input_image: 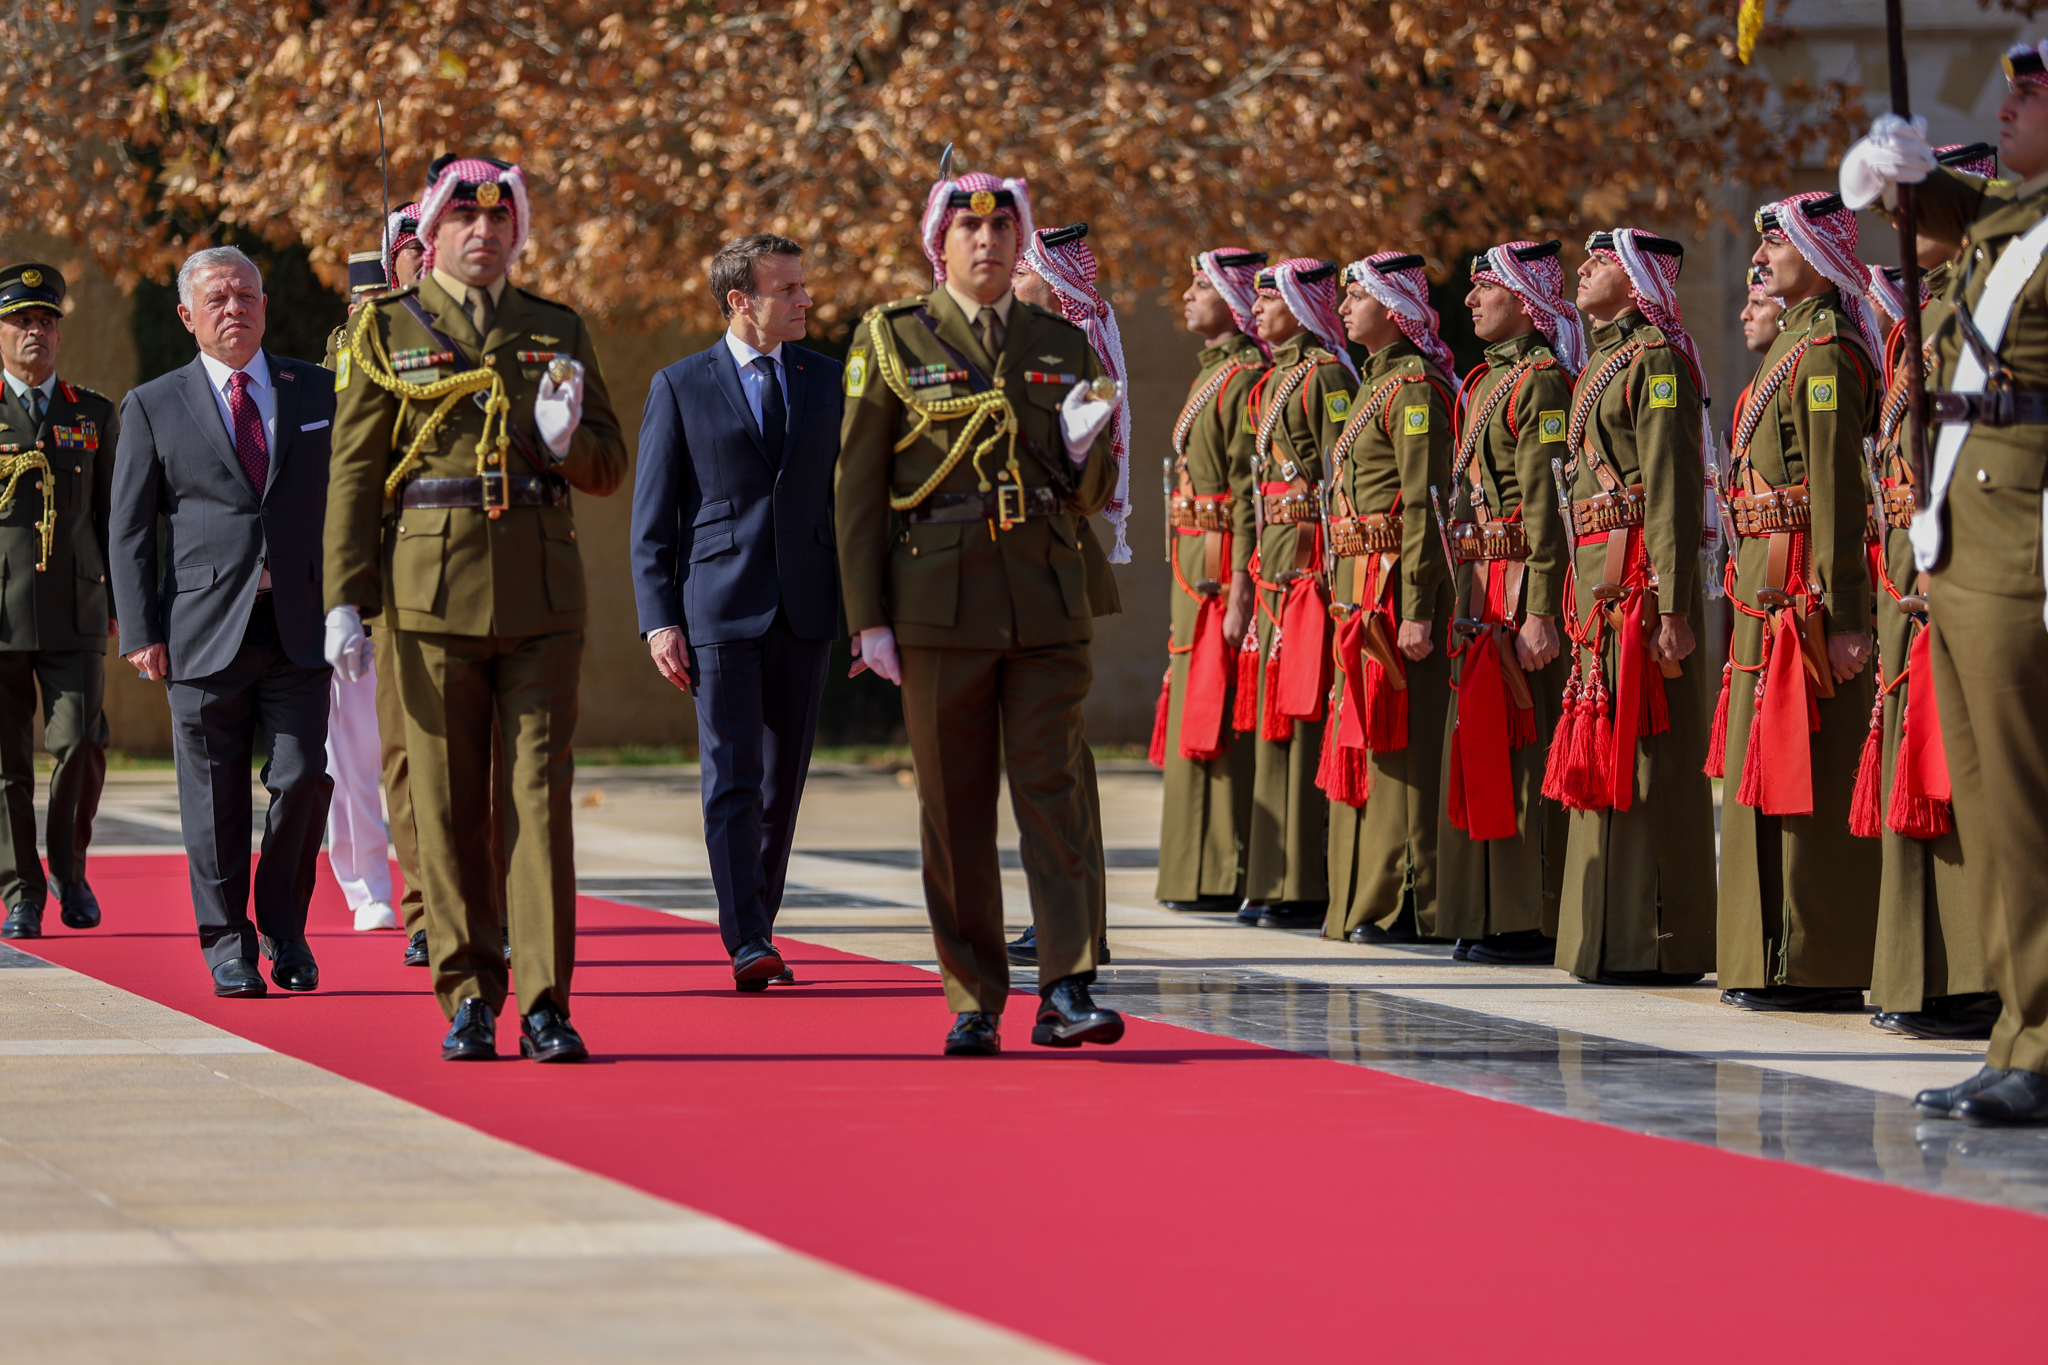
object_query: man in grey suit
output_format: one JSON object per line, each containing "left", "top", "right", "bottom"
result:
{"left": 109, "top": 246, "right": 335, "bottom": 998}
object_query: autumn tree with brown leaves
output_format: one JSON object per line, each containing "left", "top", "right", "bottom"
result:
{"left": 0, "top": 0, "right": 1854, "bottom": 333}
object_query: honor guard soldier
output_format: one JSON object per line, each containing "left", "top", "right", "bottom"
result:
{"left": 0, "top": 264, "right": 115, "bottom": 940}
{"left": 324, "top": 156, "right": 626, "bottom": 1062}
{"left": 1713, "top": 191, "right": 1880, "bottom": 1014}
{"left": 1858, "top": 143, "right": 2002, "bottom": 1043}
{"left": 1438, "top": 241, "right": 1581, "bottom": 966}
{"left": 1321, "top": 252, "right": 1455, "bottom": 944}
{"left": 1741, "top": 265, "right": 1785, "bottom": 360}
{"left": 837, "top": 166, "right": 1126, "bottom": 1057}
{"left": 1551, "top": 231, "right": 1716, "bottom": 985}
{"left": 1148, "top": 248, "right": 1267, "bottom": 914}
{"left": 1240, "top": 258, "right": 1352, "bottom": 929}
{"left": 1840, "top": 52, "right": 2048, "bottom": 1122}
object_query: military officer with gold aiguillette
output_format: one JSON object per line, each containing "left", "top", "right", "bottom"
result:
{"left": 325, "top": 155, "right": 625, "bottom": 1063}
{"left": 0, "top": 264, "right": 116, "bottom": 941}
{"left": 837, "top": 164, "right": 1126, "bottom": 1057}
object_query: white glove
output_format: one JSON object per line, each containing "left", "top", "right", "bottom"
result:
{"left": 324, "top": 605, "right": 369, "bottom": 683}
{"left": 1060, "top": 378, "right": 1121, "bottom": 462}
{"left": 1839, "top": 113, "right": 1937, "bottom": 211}
{"left": 853, "top": 626, "right": 902, "bottom": 686}
{"left": 534, "top": 358, "right": 587, "bottom": 459}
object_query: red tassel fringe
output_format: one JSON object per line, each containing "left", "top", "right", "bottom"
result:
{"left": 1848, "top": 691, "right": 1884, "bottom": 839}
{"left": 1363, "top": 661, "right": 1408, "bottom": 752}
{"left": 1887, "top": 695, "right": 1954, "bottom": 839}
{"left": 1232, "top": 630, "right": 1260, "bottom": 733}
{"left": 1734, "top": 671, "right": 1767, "bottom": 809}
{"left": 1644, "top": 665, "right": 1669, "bottom": 737}
{"left": 1543, "top": 659, "right": 1582, "bottom": 803}
{"left": 1260, "top": 628, "right": 1293, "bottom": 743}
{"left": 1704, "top": 662, "right": 1732, "bottom": 779}
{"left": 1315, "top": 693, "right": 1373, "bottom": 807}
{"left": 1148, "top": 666, "right": 1172, "bottom": 770}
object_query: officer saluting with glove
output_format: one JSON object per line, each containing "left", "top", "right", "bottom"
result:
{"left": 323, "top": 155, "right": 626, "bottom": 1064}
{"left": 837, "top": 159, "right": 1125, "bottom": 1057}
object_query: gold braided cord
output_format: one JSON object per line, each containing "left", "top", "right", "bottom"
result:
{"left": 344, "top": 303, "right": 513, "bottom": 498}
{"left": 863, "top": 310, "right": 1020, "bottom": 512}
{"left": 0, "top": 452, "right": 55, "bottom": 570}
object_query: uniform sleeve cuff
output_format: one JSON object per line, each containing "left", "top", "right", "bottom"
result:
{"left": 1524, "top": 574, "right": 1561, "bottom": 619}
{"left": 1825, "top": 591, "right": 1871, "bottom": 629}
{"left": 1657, "top": 569, "right": 1694, "bottom": 616}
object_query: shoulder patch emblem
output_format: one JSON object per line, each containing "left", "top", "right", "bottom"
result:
{"left": 1648, "top": 376, "right": 1678, "bottom": 409}
{"left": 1806, "top": 375, "right": 1837, "bottom": 411}
{"left": 1403, "top": 405, "right": 1429, "bottom": 435}
{"left": 1324, "top": 390, "right": 1353, "bottom": 425}
{"left": 1538, "top": 410, "right": 1566, "bottom": 443}
{"left": 845, "top": 351, "right": 869, "bottom": 398}
{"left": 334, "top": 353, "right": 352, "bottom": 392}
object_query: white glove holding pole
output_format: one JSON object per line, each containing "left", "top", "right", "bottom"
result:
{"left": 324, "top": 605, "right": 371, "bottom": 683}
{"left": 851, "top": 626, "right": 902, "bottom": 686}
{"left": 534, "top": 358, "right": 587, "bottom": 459}
{"left": 1060, "top": 378, "right": 1122, "bottom": 463}
{"left": 1839, "top": 113, "right": 1937, "bottom": 211}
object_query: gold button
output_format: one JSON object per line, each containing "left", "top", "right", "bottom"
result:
{"left": 993, "top": 378, "right": 1005, "bottom": 389}
{"left": 911, "top": 547, "right": 920, "bottom": 557}
{"left": 73, "top": 465, "right": 80, "bottom": 473}
{"left": 97, "top": 575, "right": 104, "bottom": 583}
{"left": 1977, "top": 469, "right": 1990, "bottom": 483}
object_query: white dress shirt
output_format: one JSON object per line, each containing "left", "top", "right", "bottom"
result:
{"left": 2, "top": 368, "right": 57, "bottom": 425}
{"left": 723, "top": 330, "right": 789, "bottom": 436}
{"left": 197, "top": 348, "right": 276, "bottom": 587}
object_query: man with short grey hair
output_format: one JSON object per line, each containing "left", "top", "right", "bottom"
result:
{"left": 109, "top": 245, "right": 336, "bottom": 998}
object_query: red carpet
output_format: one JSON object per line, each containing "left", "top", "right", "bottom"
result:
{"left": 26, "top": 853, "right": 2048, "bottom": 1363}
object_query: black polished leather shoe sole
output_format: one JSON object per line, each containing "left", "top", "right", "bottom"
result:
{"left": 57, "top": 899, "right": 100, "bottom": 930}
{"left": 1, "top": 909, "right": 42, "bottom": 940}
{"left": 944, "top": 1027, "right": 1001, "bottom": 1057}
{"left": 1451, "top": 939, "right": 1476, "bottom": 961}
{"left": 403, "top": 932, "right": 429, "bottom": 967}
{"left": 442, "top": 1037, "right": 497, "bottom": 1061}
{"left": 520, "top": 1034, "right": 589, "bottom": 1063}
{"left": 1958, "top": 1069, "right": 2048, "bottom": 1126}
{"left": 1466, "top": 939, "right": 1557, "bottom": 966}
{"left": 1720, "top": 987, "right": 1867, "bottom": 1013}
{"left": 1031, "top": 1011, "right": 1126, "bottom": 1048}
{"left": 1589, "top": 969, "right": 1706, "bottom": 987}
{"left": 212, "top": 965, "right": 267, "bottom": 999}
{"left": 1256, "top": 904, "right": 1328, "bottom": 930}
{"left": 733, "top": 947, "right": 786, "bottom": 984}
{"left": 1235, "top": 903, "right": 1264, "bottom": 925}
{"left": 1915, "top": 1066, "right": 2008, "bottom": 1118}
{"left": 1885, "top": 1009, "right": 1998, "bottom": 1041}
{"left": 1006, "top": 942, "right": 1038, "bottom": 967}
{"left": 1160, "top": 896, "right": 1243, "bottom": 913}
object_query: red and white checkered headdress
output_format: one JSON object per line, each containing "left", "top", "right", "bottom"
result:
{"left": 1342, "top": 251, "right": 1452, "bottom": 373}
{"left": 417, "top": 157, "right": 528, "bottom": 269}
{"left": 1754, "top": 191, "right": 1880, "bottom": 355}
{"left": 1471, "top": 240, "right": 1586, "bottom": 375}
{"left": 921, "top": 171, "right": 1035, "bottom": 285}
{"left": 1193, "top": 247, "right": 1270, "bottom": 360}
{"left": 1258, "top": 258, "right": 1357, "bottom": 379}
{"left": 2006, "top": 39, "right": 2048, "bottom": 90}
{"left": 383, "top": 202, "right": 422, "bottom": 284}
{"left": 1585, "top": 229, "right": 1705, "bottom": 405}
{"left": 1020, "top": 223, "right": 1132, "bottom": 564}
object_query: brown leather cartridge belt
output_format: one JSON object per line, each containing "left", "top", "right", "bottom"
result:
{"left": 1328, "top": 511, "right": 1402, "bottom": 558}
{"left": 1446, "top": 519, "right": 1529, "bottom": 563}
{"left": 397, "top": 474, "right": 570, "bottom": 511}
{"left": 1928, "top": 390, "right": 2048, "bottom": 425}
{"left": 1569, "top": 484, "right": 1646, "bottom": 538}
{"left": 1168, "top": 494, "right": 1234, "bottom": 532}
{"left": 1261, "top": 489, "right": 1320, "bottom": 525}
{"left": 900, "top": 484, "right": 1063, "bottom": 526}
{"left": 1729, "top": 487, "right": 1810, "bottom": 537}
{"left": 1880, "top": 483, "right": 1916, "bottom": 528}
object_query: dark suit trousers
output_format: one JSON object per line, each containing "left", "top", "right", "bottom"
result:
{"left": 166, "top": 596, "right": 334, "bottom": 967}
{"left": 692, "top": 609, "right": 829, "bottom": 955}
{"left": 0, "top": 649, "right": 108, "bottom": 908}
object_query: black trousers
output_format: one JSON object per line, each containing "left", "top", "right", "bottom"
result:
{"left": 166, "top": 596, "right": 334, "bottom": 967}
{"left": 0, "top": 648, "right": 107, "bottom": 910}
{"left": 690, "top": 609, "right": 830, "bottom": 954}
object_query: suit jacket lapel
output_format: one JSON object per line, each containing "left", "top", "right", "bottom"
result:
{"left": 482, "top": 285, "right": 529, "bottom": 358}
{"left": 418, "top": 274, "right": 485, "bottom": 361}
{"left": 708, "top": 343, "right": 768, "bottom": 462}
{"left": 182, "top": 358, "right": 258, "bottom": 502}
{"left": 777, "top": 350, "right": 805, "bottom": 467}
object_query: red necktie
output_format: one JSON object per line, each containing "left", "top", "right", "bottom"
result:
{"left": 226, "top": 370, "right": 269, "bottom": 495}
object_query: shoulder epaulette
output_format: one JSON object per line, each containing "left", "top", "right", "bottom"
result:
{"left": 878, "top": 296, "right": 924, "bottom": 316}
{"left": 1393, "top": 355, "right": 1426, "bottom": 375}
{"left": 1633, "top": 324, "right": 1669, "bottom": 350}
{"left": 57, "top": 380, "right": 108, "bottom": 403}
{"left": 370, "top": 284, "right": 421, "bottom": 309}
{"left": 1807, "top": 311, "right": 1838, "bottom": 345}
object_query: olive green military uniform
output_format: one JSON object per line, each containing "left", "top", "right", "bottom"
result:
{"left": 0, "top": 369, "right": 115, "bottom": 916}
{"left": 1900, "top": 167, "right": 2048, "bottom": 1072}
{"left": 1157, "top": 331, "right": 1263, "bottom": 905}
{"left": 837, "top": 287, "right": 1117, "bottom": 1015}
{"left": 1323, "top": 339, "right": 1454, "bottom": 939}
{"left": 1716, "top": 292, "right": 1880, "bottom": 990}
{"left": 1865, "top": 262, "right": 1987, "bottom": 1015}
{"left": 325, "top": 272, "right": 626, "bottom": 1019}
{"left": 1436, "top": 332, "right": 1572, "bottom": 940}
{"left": 1555, "top": 313, "right": 1717, "bottom": 979}
{"left": 1246, "top": 334, "right": 1348, "bottom": 907}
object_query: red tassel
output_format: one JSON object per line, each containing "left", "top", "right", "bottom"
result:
{"left": 1232, "top": 629, "right": 1260, "bottom": 733}
{"left": 1644, "top": 665, "right": 1669, "bottom": 737}
{"left": 1704, "top": 661, "right": 1732, "bottom": 779}
{"left": 1260, "top": 626, "right": 1293, "bottom": 743}
{"left": 1848, "top": 691, "right": 1884, "bottom": 839}
{"left": 1330, "top": 744, "right": 1372, "bottom": 806}
{"left": 1734, "top": 669, "right": 1767, "bottom": 809}
{"left": 1888, "top": 627, "right": 1954, "bottom": 839}
{"left": 1565, "top": 660, "right": 1613, "bottom": 812}
{"left": 1149, "top": 666, "right": 1172, "bottom": 769}
{"left": 1887, "top": 695, "right": 1954, "bottom": 839}
{"left": 1363, "top": 659, "right": 1409, "bottom": 752}
{"left": 1543, "top": 658, "right": 1582, "bottom": 803}
{"left": 1315, "top": 691, "right": 1343, "bottom": 790}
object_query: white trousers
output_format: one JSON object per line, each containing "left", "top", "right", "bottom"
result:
{"left": 325, "top": 659, "right": 392, "bottom": 910}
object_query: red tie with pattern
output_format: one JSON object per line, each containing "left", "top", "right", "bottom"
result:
{"left": 226, "top": 370, "right": 269, "bottom": 495}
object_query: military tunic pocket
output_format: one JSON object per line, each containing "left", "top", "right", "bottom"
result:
{"left": 74, "top": 565, "right": 106, "bottom": 636}
{"left": 540, "top": 508, "right": 585, "bottom": 614}
{"left": 889, "top": 523, "right": 962, "bottom": 626}
{"left": 390, "top": 508, "right": 449, "bottom": 614}
{"left": 1045, "top": 516, "right": 1088, "bottom": 619}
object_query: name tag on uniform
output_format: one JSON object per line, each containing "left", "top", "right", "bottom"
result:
{"left": 1806, "top": 376, "right": 1837, "bottom": 411}
{"left": 52, "top": 423, "right": 97, "bottom": 450}
{"left": 1403, "top": 405, "right": 1429, "bottom": 434}
{"left": 1538, "top": 410, "right": 1566, "bottom": 442}
{"left": 1648, "top": 376, "right": 1679, "bottom": 409}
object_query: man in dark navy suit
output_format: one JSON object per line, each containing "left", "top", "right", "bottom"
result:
{"left": 631, "top": 234, "right": 842, "bottom": 990}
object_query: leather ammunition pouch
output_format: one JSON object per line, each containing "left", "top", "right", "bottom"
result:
{"left": 1730, "top": 486, "right": 1811, "bottom": 537}
{"left": 1446, "top": 519, "right": 1529, "bottom": 564}
{"left": 1261, "top": 489, "right": 1320, "bottom": 525}
{"left": 1569, "top": 484, "right": 1646, "bottom": 538}
{"left": 1169, "top": 494, "right": 1234, "bottom": 532}
{"left": 1329, "top": 511, "right": 1402, "bottom": 558}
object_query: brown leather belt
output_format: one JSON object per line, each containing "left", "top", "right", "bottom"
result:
{"left": 1928, "top": 390, "right": 2048, "bottom": 425}
{"left": 1446, "top": 520, "right": 1529, "bottom": 563}
{"left": 1880, "top": 483, "right": 1917, "bottom": 527}
{"left": 901, "top": 484, "right": 1063, "bottom": 526}
{"left": 1569, "top": 485, "right": 1646, "bottom": 538}
{"left": 1328, "top": 511, "right": 1402, "bottom": 557}
{"left": 397, "top": 474, "right": 570, "bottom": 510}
{"left": 1168, "top": 495, "right": 1234, "bottom": 532}
{"left": 1730, "top": 487, "right": 1811, "bottom": 536}
{"left": 1261, "top": 490, "right": 1319, "bottom": 525}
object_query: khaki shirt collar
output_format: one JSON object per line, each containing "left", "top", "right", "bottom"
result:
{"left": 1484, "top": 330, "right": 1545, "bottom": 366}
{"left": 430, "top": 266, "right": 507, "bottom": 309}
{"left": 941, "top": 280, "right": 1012, "bottom": 328}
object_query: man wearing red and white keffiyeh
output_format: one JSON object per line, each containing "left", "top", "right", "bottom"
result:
{"left": 1752, "top": 190, "right": 1884, "bottom": 357}
{"left": 384, "top": 202, "right": 424, "bottom": 289}
{"left": 1470, "top": 240, "right": 1587, "bottom": 376}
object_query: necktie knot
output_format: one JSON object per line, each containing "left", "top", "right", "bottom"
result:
{"left": 228, "top": 370, "right": 249, "bottom": 395}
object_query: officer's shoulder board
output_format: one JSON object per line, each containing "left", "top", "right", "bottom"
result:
{"left": 59, "top": 380, "right": 109, "bottom": 404}
{"left": 1393, "top": 354, "right": 1425, "bottom": 375}
{"left": 1806, "top": 310, "right": 1838, "bottom": 346}
{"left": 877, "top": 296, "right": 924, "bottom": 318}
{"left": 1632, "top": 323, "right": 1669, "bottom": 350}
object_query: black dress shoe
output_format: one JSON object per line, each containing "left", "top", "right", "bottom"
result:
{"left": 732, "top": 936, "right": 785, "bottom": 993}
{"left": 1256, "top": 901, "right": 1328, "bottom": 930}
{"left": 768, "top": 967, "right": 796, "bottom": 985}
{"left": 944, "top": 1011, "right": 1001, "bottom": 1056}
{"left": 1348, "top": 912, "right": 1425, "bottom": 946}
{"left": 50, "top": 878, "right": 99, "bottom": 930}
{"left": 1032, "top": 975, "right": 1125, "bottom": 1048}
{"left": 1884, "top": 993, "right": 2002, "bottom": 1041}
{"left": 1870, "top": 1011, "right": 1910, "bottom": 1035}
{"left": 1465, "top": 929, "right": 1557, "bottom": 966}
{"left": 519, "top": 1000, "right": 588, "bottom": 1063}
{"left": 441, "top": 998, "right": 497, "bottom": 1061}
{"left": 1, "top": 901, "right": 42, "bottom": 939}
{"left": 1451, "top": 939, "right": 1476, "bottom": 961}
{"left": 1235, "top": 901, "right": 1264, "bottom": 925}
{"left": 1958, "top": 1068, "right": 2048, "bottom": 1126}
{"left": 1007, "top": 924, "right": 1038, "bottom": 966}
{"left": 1588, "top": 969, "right": 1706, "bottom": 987}
{"left": 1160, "top": 895, "right": 1242, "bottom": 913}
{"left": 211, "top": 958, "right": 267, "bottom": 998}
{"left": 260, "top": 936, "right": 320, "bottom": 992}
{"left": 403, "top": 930, "right": 429, "bottom": 967}
{"left": 1915, "top": 1065, "right": 2009, "bottom": 1118}
{"left": 1720, "top": 985, "right": 1867, "bottom": 1013}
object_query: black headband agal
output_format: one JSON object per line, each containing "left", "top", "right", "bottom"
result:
{"left": 1937, "top": 141, "right": 1998, "bottom": 169}
{"left": 946, "top": 187, "right": 1017, "bottom": 213}
{"left": 1344, "top": 253, "right": 1426, "bottom": 285}
{"left": 1257, "top": 262, "right": 1337, "bottom": 290}
{"left": 2004, "top": 47, "right": 2046, "bottom": 84}
{"left": 1196, "top": 249, "right": 1267, "bottom": 273}
{"left": 1469, "top": 239, "right": 1562, "bottom": 278}
{"left": 1584, "top": 231, "right": 1684, "bottom": 260}
{"left": 1756, "top": 193, "right": 1844, "bottom": 235}
{"left": 1039, "top": 222, "right": 1088, "bottom": 249}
